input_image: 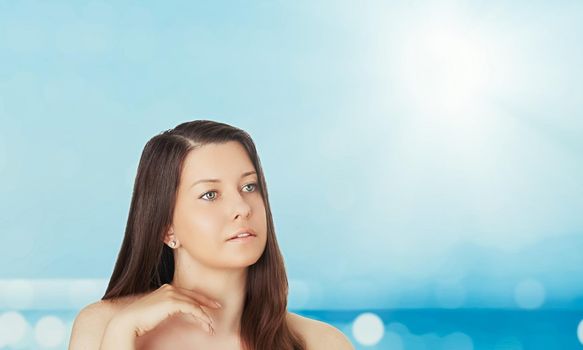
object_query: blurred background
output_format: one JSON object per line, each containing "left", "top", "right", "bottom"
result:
{"left": 1, "top": 0, "right": 582, "bottom": 349}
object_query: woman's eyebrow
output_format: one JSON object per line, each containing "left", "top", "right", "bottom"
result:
{"left": 190, "top": 171, "right": 257, "bottom": 188}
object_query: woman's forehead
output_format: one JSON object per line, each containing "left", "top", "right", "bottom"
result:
{"left": 180, "top": 142, "right": 256, "bottom": 184}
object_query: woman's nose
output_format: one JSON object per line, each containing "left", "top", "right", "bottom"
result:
{"left": 232, "top": 194, "right": 252, "bottom": 219}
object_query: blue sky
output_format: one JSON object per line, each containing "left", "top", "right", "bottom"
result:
{"left": 0, "top": 0, "right": 582, "bottom": 310}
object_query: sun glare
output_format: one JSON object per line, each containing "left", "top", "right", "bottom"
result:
{"left": 395, "top": 17, "right": 502, "bottom": 117}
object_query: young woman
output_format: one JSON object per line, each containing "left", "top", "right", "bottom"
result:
{"left": 68, "top": 120, "right": 354, "bottom": 350}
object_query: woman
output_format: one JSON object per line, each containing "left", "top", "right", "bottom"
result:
{"left": 68, "top": 120, "right": 354, "bottom": 350}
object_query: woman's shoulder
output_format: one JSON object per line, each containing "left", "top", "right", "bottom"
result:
{"left": 69, "top": 294, "right": 141, "bottom": 349}
{"left": 286, "top": 311, "right": 355, "bottom": 350}
{"left": 81, "top": 293, "right": 141, "bottom": 317}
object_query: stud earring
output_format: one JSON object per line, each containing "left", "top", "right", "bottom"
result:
{"left": 169, "top": 240, "right": 176, "bottom": 249}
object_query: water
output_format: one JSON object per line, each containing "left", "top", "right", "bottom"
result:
{"left": 2, "top": 309, "right": 582, "bottom": 349}
{"left": 300, "top": 309, "right": 583, "bottom": 349}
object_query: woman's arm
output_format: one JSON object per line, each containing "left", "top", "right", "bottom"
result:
{"left": 68, "top": 301, "right": 136, "bottom": 350}
{"left": 68, "top": 301, "right": 119, "bottom": 350}
{"left": 70, "top": 285, "right": 219, "bottom": 350}
{"left": 99, "top": 315, "right": 137, "bottom": 350}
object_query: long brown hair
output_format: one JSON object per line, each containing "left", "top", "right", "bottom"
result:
{"left": 102, "top": 120, "right": 305, "bottom": 350}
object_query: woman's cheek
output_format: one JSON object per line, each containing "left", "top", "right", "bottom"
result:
{"left": 192, "top": 211, "right": 220, "bottom": 235}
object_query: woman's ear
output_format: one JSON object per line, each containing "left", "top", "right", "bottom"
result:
{"left": 164, "top": 226, "right": 179, "bottom": 249}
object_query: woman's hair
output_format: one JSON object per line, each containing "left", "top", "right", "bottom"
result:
{"left": 101, "top": 120, "right": 305, "bottom": 350}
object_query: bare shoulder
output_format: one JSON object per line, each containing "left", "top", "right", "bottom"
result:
{"left": 68, "top": 295, "right": 137, "bottom": 350}
{"left": 287, "top": 311, "right": 355, "bottom": 350}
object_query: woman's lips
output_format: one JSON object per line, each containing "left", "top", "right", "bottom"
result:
{"left": 227, "top": 235, "right": 256, "bottom": 243}
{"left": 226, "top": 228, "right": 257, "bottom": 241}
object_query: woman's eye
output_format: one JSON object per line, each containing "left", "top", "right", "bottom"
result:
{"left": 199, "top": 183, "right": 258, "bottom": 202}
{"left": 200, "top": 191, "right": 218, "bottom": 201}
{"left": 243, "top": 183, "right": 258, "bottom": 192}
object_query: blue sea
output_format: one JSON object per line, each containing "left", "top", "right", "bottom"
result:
{"left": 2, "top": 309, "right": 582, "bottom": 349}
{"left": 302, "top": 309, "right": 583, "bottom": 350}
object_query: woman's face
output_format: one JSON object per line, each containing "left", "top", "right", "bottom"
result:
{"left": 169, "top": 141, "right": 267, "bottom": 269}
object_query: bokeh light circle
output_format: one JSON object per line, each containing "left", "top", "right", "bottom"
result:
{"left": 351, "top": 312, "right": 385, "bottom": 346}
{"left": 442, "top": 331, "right": 474, "bottom": 350}
{"left": 514, "top": 279, "right": 545, "bottom": 309}
{"left": 34, "top": 316, "right": 67, "bottom": 348}
{"left": 385, "top": 331, "right": 404, "bottom": 350}
{"left": 0, "top": 311, "right": 28, "bottom": 347}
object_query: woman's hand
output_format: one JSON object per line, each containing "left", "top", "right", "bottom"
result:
{"left": 109, "top": 283, "right": 221, "bottom": 338}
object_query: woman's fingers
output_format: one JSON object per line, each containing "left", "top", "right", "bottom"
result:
{"left": 186, "top": 312, "right": 215, "bottom": 335}
{"left": 161, "top": 284, "right": 220, "bottom": 335}
{"left": 177, "top": 302, "right": 216, "bottom": 335}
{"left": 111, "top": 284, "right": 222, "bottom": 339}
{"left": 171, "top": 294, "right": 215, "bottom": 326}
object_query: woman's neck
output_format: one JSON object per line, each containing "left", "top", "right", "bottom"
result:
{"left": 170, "top": 255, "right": 248, "bottom": 337}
